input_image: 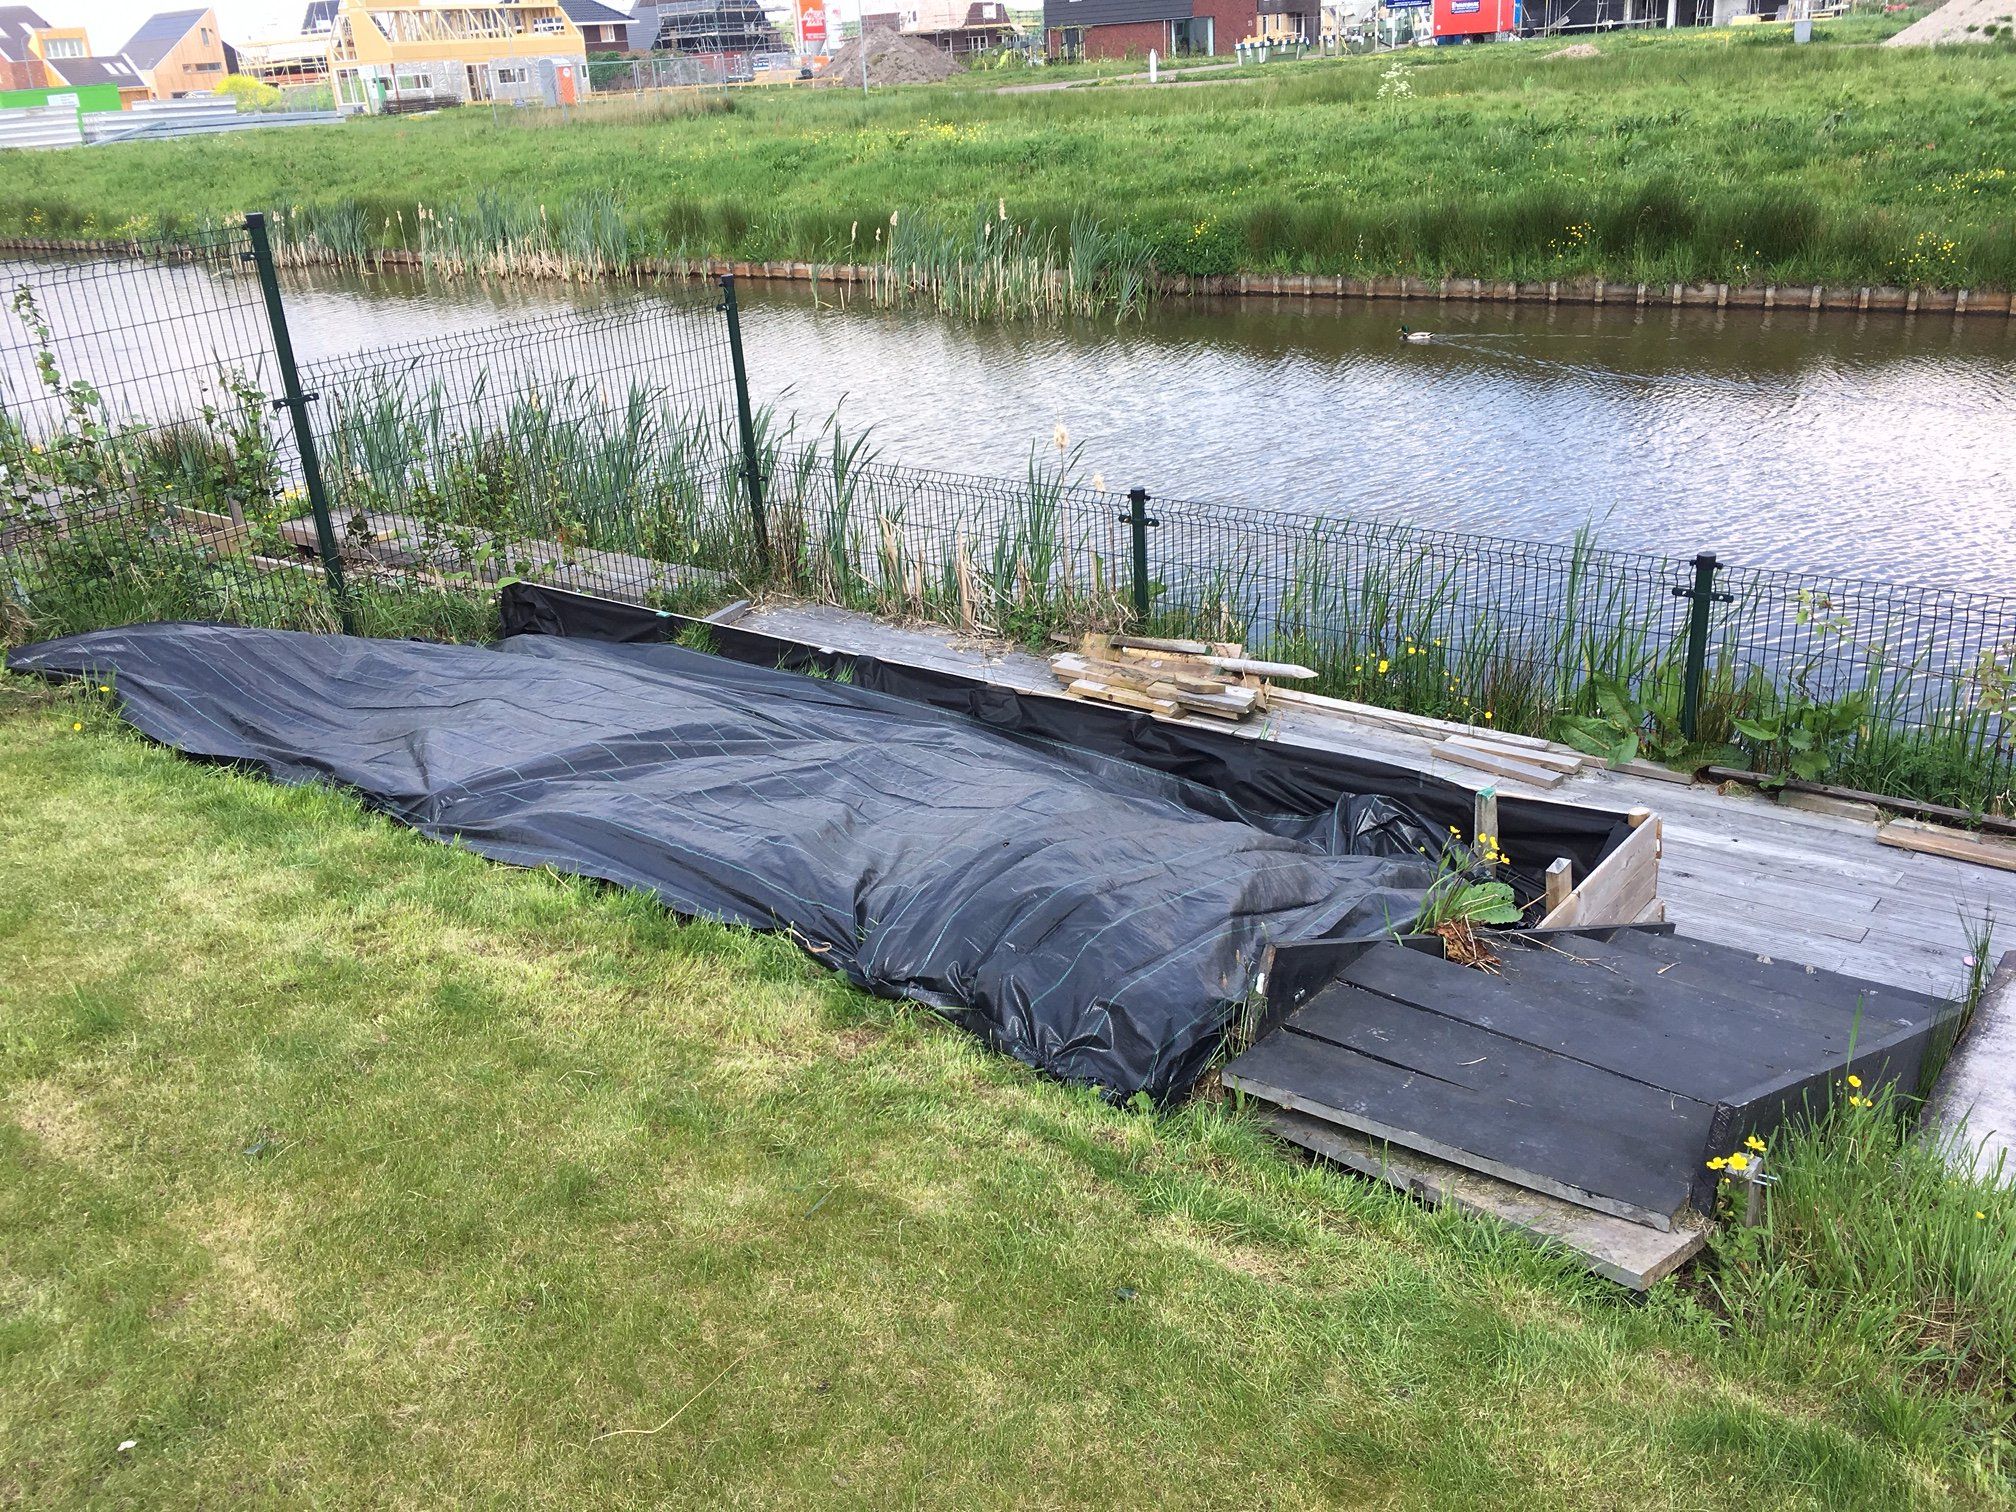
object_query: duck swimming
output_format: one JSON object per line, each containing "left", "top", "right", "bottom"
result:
{"left": 1399, "top": 325, "right": 1434, "bottom": 343}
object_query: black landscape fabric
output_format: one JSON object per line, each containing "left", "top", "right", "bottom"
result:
{"left": 10, "top": 623, "right": 1444, "bottom": 1099}
{"left": 498, "top": 582, "right": 1630, "bottom": 901}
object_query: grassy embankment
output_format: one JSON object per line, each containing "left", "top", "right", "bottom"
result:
{"left": 0, "top": 673, "right": 2013, "bottom": 1505}
{"left": 2, "top": 25, "right": 2014, "bottom": 295}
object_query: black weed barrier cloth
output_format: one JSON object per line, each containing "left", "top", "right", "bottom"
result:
{"left": 11, "top": 622, "right": 1451, "bottom": 1100}
{"left": 499, "top": 582, "right": 1631, "bottom": 904}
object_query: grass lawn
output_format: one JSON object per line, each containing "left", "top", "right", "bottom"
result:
{"left": 1, "top": 670, "right": 2012, "bottom": 1506}
{"left": 3, "top": 24, "right": 2013, "bottom": 290}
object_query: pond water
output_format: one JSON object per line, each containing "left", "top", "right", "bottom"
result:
{"left": 8, "top": 256, "right": 2014, "bottom": 587}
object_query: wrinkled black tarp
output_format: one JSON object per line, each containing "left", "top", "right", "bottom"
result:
{"left": 499, "top": 582, "right": 1630, "bottom": 900}
{"left": 10, "top": 623, "right": 1441, "bottom": 1099}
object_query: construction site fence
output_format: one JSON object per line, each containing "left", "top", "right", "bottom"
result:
{"left": 0, "top": 220, "right": 2010, "bottom": 811}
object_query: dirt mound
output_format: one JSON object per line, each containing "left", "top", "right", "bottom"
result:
{"left": 811, "top": 30, "right": 962, "bottom": 86}
{"left": 1885, "top": 0, "right": 2015, "bottom": 44}
{"left": 1545, "top": 42, "right": 1601, "bottom": 58}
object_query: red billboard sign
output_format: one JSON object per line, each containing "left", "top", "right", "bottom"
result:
{"left": 798, "top": 0, "right": 828, "bottom": 49}
{"left": 1432, "top": 0, "right": 1517, "bottom": 34}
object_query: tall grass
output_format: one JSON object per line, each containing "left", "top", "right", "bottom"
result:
{"left": 6, "top": 29, "right": 2012, "bottom": 294}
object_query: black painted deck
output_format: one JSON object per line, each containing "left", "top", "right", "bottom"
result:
{"left": 1223, "top": 928, "right": 1954, "bottom": 1227}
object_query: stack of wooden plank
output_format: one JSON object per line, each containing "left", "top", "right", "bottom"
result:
{"left": 1049, "top": 634, "right": 1316, "bottom": 722}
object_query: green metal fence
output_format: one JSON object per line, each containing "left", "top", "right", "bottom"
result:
{"left": 0, "top": 220, "right": 2010, "bottom": 813}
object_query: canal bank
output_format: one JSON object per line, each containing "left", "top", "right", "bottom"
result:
{"left": 3, "top": 242, "right": 2012, "bottom": 586}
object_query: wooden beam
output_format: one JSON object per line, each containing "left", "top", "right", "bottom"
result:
{"left": 1545, "top": 857, "right": 1573, "bottom": 915}
{"left": 1877, "top": 820, "right": 2016, "bottom": 874}
{"left": 1433, "top": 742, "right": 1567, "bottom": 789}
{"left": 1259, "top": 1108, "right": 1708, "bottom": 1291}
{"left": 1444, "top": 735, "right": 1586, "bottom": 775}
{"left": 1473, "top": 786, "right": 1499, "bottom": 879}
{"left": 1110, "top": 634, "right": 1211, "bottom": 655}
{"left": 1269, "top": 687, "right": 1555, "bottom": 749}
{"left": 1198, "top": 653, "right": 1317, "bottom": 680}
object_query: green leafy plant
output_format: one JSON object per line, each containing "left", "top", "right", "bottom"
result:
{"left": 1732, "top": 688, "right": 1872, "bottom": 784}
{"left": 1553, "top": 666, "right": 1739, "bottom": 770}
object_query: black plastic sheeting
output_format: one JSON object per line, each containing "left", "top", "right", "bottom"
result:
{"left": 11, "top": 622, "right": 1459, "bottom": 1100}
{"left": 499, "top": 582, "right": 1630, "bottom": 904}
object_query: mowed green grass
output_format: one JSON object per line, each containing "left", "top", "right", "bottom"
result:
{"left": 4, "top": 26, "right": 2015, "bottom": 288}
{"left": 0, "top": 675, "right": 2006, "bottom": 1507}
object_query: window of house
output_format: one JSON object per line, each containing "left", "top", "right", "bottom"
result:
{"left": 44, "top": 37, "right": 85, "bottom": 58}
{"left": 395, "top": 71, "right": 432, "bottom": 91}
{"left": 201, "top": 26, "right": 212, "bottom": 44}
{"left": 495, "top": 66, "right": 527, "bottom": 83}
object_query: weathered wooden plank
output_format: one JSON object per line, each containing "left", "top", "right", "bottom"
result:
{"left": 1432, "top": 743, "right": 1568, "bottom": 789}
{"left": 1539, "top": 809, "right": 1660, "bottom": 929}
{"left": 1260, "top": 1108, "right": 1709, "bottom": 1291}
{"left": 1066, "top": 678, "right": 1178, "bottom": 717}
{"left": 1110, "top": 634, "right": 1211, "bottom": 655}
{"left": 1445, "top": 735, "right": 1586, "bottom": 775}
{"left": 1340, "top": 934, "right": 1902, "bottom": 1099}
{"left": 1226, "top": 1015, "right": 1708, "bottom": 1228}
{"left": 1270, "top": 686, "right": 1555, "bottom": 749}
{"left": 1878, "top": 820, "right": 2016, "bottom": 874}
{"left": 1544, "top": 857, "right": 1573, "bottom": 915}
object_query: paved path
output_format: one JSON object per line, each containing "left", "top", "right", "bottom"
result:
{"left": 995, "top": 60, "right": 1245, "bottom": 93}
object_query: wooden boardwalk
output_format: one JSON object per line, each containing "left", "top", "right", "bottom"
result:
{"left": 744, "top": 602, "right": 2014, "bottom": 998}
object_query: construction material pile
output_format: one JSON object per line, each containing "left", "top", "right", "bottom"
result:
{"left": 1050, "top": 634, "right": 1315, "bottom": 722}
{"left": 811, "top": 31, "right": 961, "bottom": 87}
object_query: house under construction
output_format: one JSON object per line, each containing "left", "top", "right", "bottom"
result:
{"left": 328, "top": 0, "right": 591, "bottom": 113}
{"left": 639, "top": 0, "right": 784, "bottom": 57}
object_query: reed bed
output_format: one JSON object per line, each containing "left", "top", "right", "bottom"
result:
{"left": 3, "top": 341, "right": 2009, "bottom": 811}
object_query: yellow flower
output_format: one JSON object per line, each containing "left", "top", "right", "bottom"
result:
{"left": 1447, "top": 825, "right": 1460, "bottom": 836}
{"left": 71, "top": 721, "right": 82, "bottom": 731}
{"left": 1377, "top": 659, "right": 1390, "bottom": 674}
{"left": 1744, "top": 1135, "right": 1766, "bottom": 1152}
{"left": 1727, "top": 1152, "right": 1750, "bottom": 1172}
{"left": 1484, "top": 711, "right": 1494, "bottom": 721}
{"left": 1705, "top": 1156, "right": 1727, "bottom": 1171}
{"left": 1846, "top": 1074, "right": 1862, "bottom": 1089}
{"left": 1977, "top": 1211, "right": 1988, "bottom": 1220}
{"left": 97, "top": 684, "right": 109, "bottom": 693}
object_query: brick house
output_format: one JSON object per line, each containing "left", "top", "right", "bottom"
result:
{"left": 1044, "top": 0, "right": 1314, "bottom": 57}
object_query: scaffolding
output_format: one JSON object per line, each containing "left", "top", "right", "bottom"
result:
{"left": 649, "top": 0, "right": 785, "bottom": 56}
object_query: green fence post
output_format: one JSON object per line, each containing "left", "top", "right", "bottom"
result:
{"left": 1123, "top": 486, "right": 1158, "bottom": 624}
{"left": 243, "top": 210, "right": 353, "bottom": 634}
{"left": 1673, "top": 551, "right": 1731, "bottom": 741}
{"left": 718, "top": 273, "right": 770, "bottom": 575}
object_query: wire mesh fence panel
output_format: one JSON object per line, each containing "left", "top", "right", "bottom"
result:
{"left": 294, "top": 291, "right": 750, "bottom": 612}
{"left": 0, "top": 240, "right": 2008, "bottom": 811}
{"left": 1714, "top": 562, "right": 2016, "bottom": 806}
{"left": 0, "top": 227, "right": 351, "bottom": 636}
